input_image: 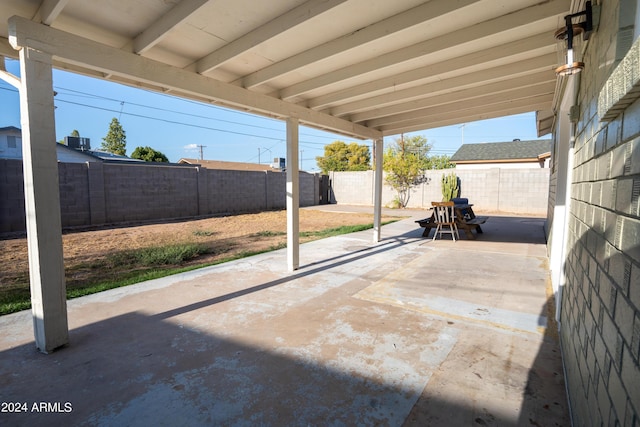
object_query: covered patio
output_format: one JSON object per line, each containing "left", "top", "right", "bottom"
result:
{"left": 4, "top": 1, "right": 639, "bottom": 424}
{"left": 0, "top": 209, "right": 569, "bottom": 426}
{"left": 0, "top": 0, "right": 571, "bottom": 353}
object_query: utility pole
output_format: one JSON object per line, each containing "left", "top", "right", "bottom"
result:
{"left": 197, "top": 144, "right": 206, "bottom": 160}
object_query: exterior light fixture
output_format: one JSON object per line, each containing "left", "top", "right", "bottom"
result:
{"left": 554, "top": 1, "right": 593, "bottom": 76}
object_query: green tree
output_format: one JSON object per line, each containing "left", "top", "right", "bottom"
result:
{"left": 101, "top": 118, "right": 127, "bottom": 155}
{"left": 383, "top": 135, "right": 431, "bottom": 208}
{"left": 131, "top": 146, "right": 169, "bottom": 163}
{"left": 425, "top": 154, "right": 454, "bottom": 170}
{"left": 315, "top": 141, "right": 371, "bottom": 174}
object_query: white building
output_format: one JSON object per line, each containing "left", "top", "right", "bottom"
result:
{"left": 0, "top": 126, "right": 22, "bottom": 159}
{"left": 0, "top": 127, "right": 140, "bottom": 163}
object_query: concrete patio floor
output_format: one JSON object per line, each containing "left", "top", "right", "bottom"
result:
{"left": 0, "top": 207, "right": 570, "bottom": 426}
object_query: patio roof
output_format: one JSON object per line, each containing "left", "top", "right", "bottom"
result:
{"left": 0, "top": 0, "right": 569, "bottom": 139}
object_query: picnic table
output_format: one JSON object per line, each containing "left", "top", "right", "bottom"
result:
{"left": 416, "top": 202, "right": 488, "bottom": 239}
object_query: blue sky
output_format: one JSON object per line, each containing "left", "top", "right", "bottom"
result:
{"left": 1, "top": 58, "right": 545, "bottom": 171}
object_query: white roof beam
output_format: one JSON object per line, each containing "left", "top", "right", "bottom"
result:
{"left": 350, "top": 71, "right": 555, "bottom": 123}
{"left": 35, "top": 0, "right": 70, "bottom": 25}
{"left": 8, "top": 16, "right": 381, "bottom": 140}
{"left": 330, "top": 53, "right": 556, "bottom": 118}
{"left": 382, "top": 100, "right": 554, "bottom": 136}
{"left": 197, "top": 0, "right": 348, "bottom": 74}
{"left": 366, "top": 82, "right": 556, "bottom": 128}
{"left": 241, "top": 0, "right": 481, "bottom": 88}
{"left": 0, "top": 62, "right": 21, "bottom": 89}
{"left": 379, "top": 95, "right": 554, "bottom": 135}
{"left": 0, "top": 38, "right": 16, "bottom": 59}
{"left": 280, "top": 0, "right": 569, "bottom": 100}
{"left": 382, "top": 102, "right": 553, "bottom": 136}
{"left": 308, "top": 32, "right": 554, "bottom": 110}
{"left": 134, "top": 0, "right": 209, "bottom": 54}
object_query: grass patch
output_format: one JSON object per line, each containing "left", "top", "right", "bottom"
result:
{"left": 0, "top": 220, "right": 398, "bottom": 316}
{"left": 252, "top": 230, "right": 286, "bottom": 237}
{"left": 193, "top": 230, "right": 216, "bottom": 237}
{"left": 109, "top": 243, "right": 208, "bottom": 267}
{"left": 300, "top": 221, "right": 396, "bottom": 238}
{"left": 0, "top": 287, "right": 32, "bottom": 316}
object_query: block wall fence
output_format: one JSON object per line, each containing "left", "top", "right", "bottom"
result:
{"left": 0, "top": 160, "right": 319, "bottom": 233}
{"left": 329, "top": 168, "right": 550, "bottom": 215}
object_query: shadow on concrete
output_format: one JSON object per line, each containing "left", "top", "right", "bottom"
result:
{"left": 159, "top": 238, "right": 409, "bottom": 320}
{"left": 0, "top": 306, "right": 554, "bottom": 427}
{"left": 517, "top": 297, "right": 569, "bottom": 426}
{"left": 400, "top": 296, "right": 569, "bottom": 426}
{"left": 416, "top": 215, "right": 547, "bottom": 245}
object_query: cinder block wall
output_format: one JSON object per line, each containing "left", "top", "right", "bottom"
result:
{"left": 329, "top": 168, "right": 549, "bottom": 215}
{"left": 555, "top": 1, "right": 640, "bottom": 424}
{"left": 0, "top": 161, "right": 320, "bottom": 232}
{"left": 103, "top": 163, "right": 200, "bottom": 223}
{"left": 0, "top": 159, "right": 25, "bottom": 232}
{"left": 58, "top": 162, "right": 91, "bottom": 227}
{"left": 207, "top": 169, "right": 267, "bottom": 214}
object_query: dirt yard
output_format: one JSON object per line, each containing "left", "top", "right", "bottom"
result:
{"left": 0, "top": 209, "right": 403, "bottom": 296}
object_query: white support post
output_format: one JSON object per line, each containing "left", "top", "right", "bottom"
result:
{"left": 373, "top": 138, "right": 384, "bottom": 243}
{"left": 19, "top": 47, "right": 69, "bottom": 353}
{"left": 286, "top": 117, "right": 300, "bottom": 271}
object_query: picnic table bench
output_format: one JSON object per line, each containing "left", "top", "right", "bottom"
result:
{"left": 416, "top": 201, "right": 488, "bottom": 239}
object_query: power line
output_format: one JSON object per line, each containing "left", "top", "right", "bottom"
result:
{"left": 54, "top": 98, "right": 290, "bottom": 141}
{"left": 4, "top": 81, "right": 503, "bottom": 148}
{"left": 55, "top": 86, "right": 288, "bottom": 133}
{"left": 2, "top": 82, "right": 348, "bottom": 142}
{"left": 54, "top": 85, "right": 344, "bottom": 140}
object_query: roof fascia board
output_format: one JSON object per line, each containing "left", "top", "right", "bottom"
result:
{"left": 8, "top": 16, "right": 380, "bottom": 140}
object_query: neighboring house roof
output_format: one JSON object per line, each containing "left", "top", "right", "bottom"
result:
{"left": 86, "top": 150, "right": 145, "bottom": 163}
{"left": 2, "top": 127, "right": 144, "bottom": 163}
{"left": 0, "top": 126, "right": 21, "bottom": 133}
{"left": 56, "top": 143, "right": 102, "bottom": 163}
{"left": 178, "top": 158, "right": 281, "bottom": 171}
{"left": 450, "top": 139, "right": 551, "bottom": 164}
